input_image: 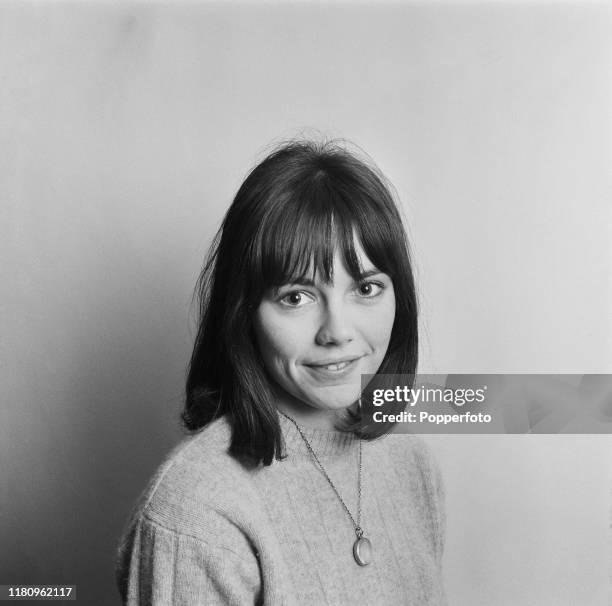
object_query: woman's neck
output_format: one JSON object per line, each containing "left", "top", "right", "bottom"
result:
{"left": 270, "top": 382, "right": 355, "bottom": 430}
{"left": 275, "top": 400, "right": 340, "bottom": 430}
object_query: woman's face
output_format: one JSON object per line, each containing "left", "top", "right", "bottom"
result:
{"left": 253, "top": 241, "right": 396, "bottom": 428}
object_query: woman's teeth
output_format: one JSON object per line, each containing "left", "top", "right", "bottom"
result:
{"left": 323, "top": 361, "right": 351, "bottom": 371}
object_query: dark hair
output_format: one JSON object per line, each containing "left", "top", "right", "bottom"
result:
{"left": 183, "top": 139, "right": 418, "bottom": 465}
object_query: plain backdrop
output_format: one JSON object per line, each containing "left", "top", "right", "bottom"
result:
{"left": 1, "top": 1, "right": 611, "bottom": 605}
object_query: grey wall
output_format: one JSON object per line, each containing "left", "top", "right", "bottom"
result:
{"left": 1, "top": 2, "right": 611, "bottom": 604}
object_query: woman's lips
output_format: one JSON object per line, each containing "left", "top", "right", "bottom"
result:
{"left": 318, "top": 360, "right": 352, "bottom": 371}
{"left": 303, "top": 356, "right": 363, "bottom": 379}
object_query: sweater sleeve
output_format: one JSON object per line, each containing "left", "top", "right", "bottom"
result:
{"left": 117, "top": 515, "right": 262, "bottom": 606}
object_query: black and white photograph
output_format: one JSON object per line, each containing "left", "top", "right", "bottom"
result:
{"left": 1, "top": 1, "right": 611, "bottom": 605}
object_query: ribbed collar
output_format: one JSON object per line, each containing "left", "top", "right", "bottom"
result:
{"left": 278, "top": 412, "right": 359, "bottom": 459}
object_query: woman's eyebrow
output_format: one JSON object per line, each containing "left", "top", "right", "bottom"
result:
{"left": 270, "top": 279, "right": 315, "bottom": 296}
{"left": 358, "top": 268, "right": 384, "bottom": 279}
{"left": 279, "top": 277, "right": 317, "bottom": 287}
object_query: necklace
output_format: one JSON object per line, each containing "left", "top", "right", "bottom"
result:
{"left": 279, "top": 411, "right": 373, "bottom": 566}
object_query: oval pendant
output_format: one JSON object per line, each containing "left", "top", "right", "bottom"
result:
{"left": 353, "top": 536, "right": 372, "bottom": 566}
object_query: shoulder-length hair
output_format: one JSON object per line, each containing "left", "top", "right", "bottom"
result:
{"left": 183, "top": 139, "right": 418, "bottom": 465}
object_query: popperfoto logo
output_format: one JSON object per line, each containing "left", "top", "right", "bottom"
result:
{"left": 369, "top": 381, "right": 491, "bottom": 428}
{"left": 360, "top": 374, "right": 612, "bottom": 434}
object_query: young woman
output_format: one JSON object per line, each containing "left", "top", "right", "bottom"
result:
{"left": 116, "top": 140, "right": 446, "bottom": 605}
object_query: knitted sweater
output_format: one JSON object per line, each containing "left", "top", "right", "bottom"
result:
{"left": 116, "top": 415, "right": 446, "bottom": 605}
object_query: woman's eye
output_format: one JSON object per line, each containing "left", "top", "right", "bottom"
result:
{"left": 278, "top": 291, "right": 313, "bottom": 307}
{"left": 357, "top": 281, "right": 384, "bottom": 297}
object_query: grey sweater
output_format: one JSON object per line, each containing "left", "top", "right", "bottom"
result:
{"left": 117, "top": 415, "right": 446, "bottom": 605}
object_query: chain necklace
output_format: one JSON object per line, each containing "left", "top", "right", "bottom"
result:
{"left": 279, "top": 410, "right": 373, "bottom": 566}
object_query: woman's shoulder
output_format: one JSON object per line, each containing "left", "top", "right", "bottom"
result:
{"left": 370, "top": 432, "right": 444, "bottom": 504}
{"left": 116, "top": 418, "right": 264, "bottom": 603}
{"left": 129, "top": 416, "right": 259, "bottom": 539}
{"left": 371, "top": 431, "right": 439, "bottom": 468}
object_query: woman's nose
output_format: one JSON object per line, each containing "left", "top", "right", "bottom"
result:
{"left": 315, "top": 303, "right": 355, "bottom": 346}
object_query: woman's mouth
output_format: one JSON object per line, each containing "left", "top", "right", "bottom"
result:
{"left": 304, "top": 356, "right": 363, "bottom": 378}
{"left": 318, "top": 360, "right": 352, "bottom": 371}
